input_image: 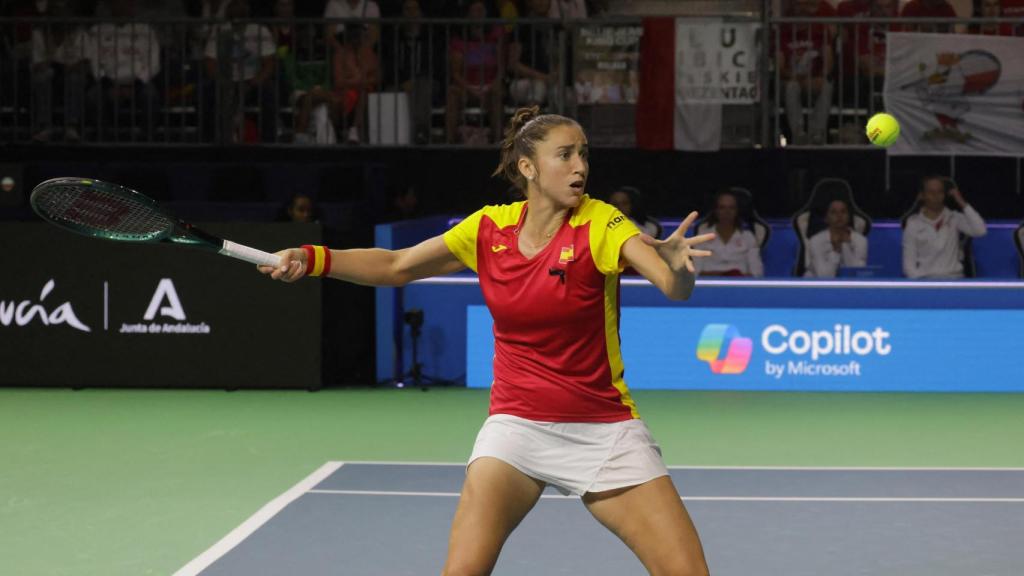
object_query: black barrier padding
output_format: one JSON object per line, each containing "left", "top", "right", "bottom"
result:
{"left": 0, "top": 222, "right": 322, "bottom": 389}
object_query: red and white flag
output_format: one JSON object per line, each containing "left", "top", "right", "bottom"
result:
{"left": 636, "top": 18, "right": 759, "bottom": 151}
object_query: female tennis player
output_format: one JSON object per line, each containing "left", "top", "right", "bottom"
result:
{"left": 259, "top": 106, "right": 715, "bottom": 576}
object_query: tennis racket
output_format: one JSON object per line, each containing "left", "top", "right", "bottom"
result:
{"left": 29, "top": 177, "right": 284, "bottom": 268}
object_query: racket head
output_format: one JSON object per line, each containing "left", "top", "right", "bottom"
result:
{"left": 30, "top": 177, "right": 175, "bottom": 242}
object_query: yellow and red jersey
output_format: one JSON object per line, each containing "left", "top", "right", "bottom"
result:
{"left": 444, "top": 195, "right": 641, "bottom": 423}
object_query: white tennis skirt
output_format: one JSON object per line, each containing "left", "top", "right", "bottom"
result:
{"left": 468, "top": 414, "right": 670, "bottom": 496}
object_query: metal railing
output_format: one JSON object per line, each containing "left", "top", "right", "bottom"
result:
{"left": 1, "top": 15, "right": 1021, "bottom": 148}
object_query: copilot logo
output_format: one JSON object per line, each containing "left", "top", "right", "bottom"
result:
{"left": 696, "top": 324, "right": 753, "bottom": 374}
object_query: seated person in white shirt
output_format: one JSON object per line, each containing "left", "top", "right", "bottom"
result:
{"left": 805, "top": 198, "right": 867, "bottom": 277}
{"left": 695, "top": 189, "right": 764, "bottom": 277}
{"left": 902, "top": 175, "right": 987, "bottom": 279}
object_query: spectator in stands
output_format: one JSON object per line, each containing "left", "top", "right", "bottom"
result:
{"left": 203, "top": 0, "right": 278, "bottom": 143}
{"left": 385, "top": 185, "right": 421, "bottom": 221}
{"left": 385, "top": 0, "right": 433, "bottom": 143}
{"left": 508, "top": 0, "right": 557, "bottom": 107}
{"left": 446, "top": 0, "right": 504, "bottom": 144}
{"left": 608, "top": 186, "right": 662, "bottom": 239}
{"left": 778, "top": 0, "right": 835, "bottom": 145}
{"left": 902, "top": 175, "right": 987, "bottom": 279}
{"left": 695, "top": 189, "right": 764, "bottom": 277}
{"left": 278, "top": 192, "right": 320, "bottom": 222}
{"left": 805, "top": 198, "right": 868, "bottom": 277}
{"left": 324, "top": 0, "right": 381, "bottom": 54}
{"left": 85, "top": 0, "right": 161, "bottom": 141}
{"left": 899, "top": 0, "right": 957, "bottom": 33}
{"left": 274, "top": 0, "right": 333, "bottom": 143}
{"left": 970, "top": 0, "right": 1023, "bottom": 35}
{"left": 837, "top": 0, "right": 898, "bottom": 98}
{"left": 194, "top": 0, "right": 230, "bottom": 55}
{"left": 30, "top": 0, "right": 89, "bottom": 142}
{"left": 329, "top": 16, "right": 379, "bottom": 143}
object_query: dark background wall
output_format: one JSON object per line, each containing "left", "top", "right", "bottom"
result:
{"left": 3, "top": 147, "right": 1022, "bottom": 224}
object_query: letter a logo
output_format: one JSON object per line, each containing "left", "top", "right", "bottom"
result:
{"left": 143, "top": 278, "right": 186, "bottom": 321}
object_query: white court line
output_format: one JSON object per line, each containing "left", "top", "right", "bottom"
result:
{"left": 335, "top": 461, "right": 1024, "bottom": 472}
{"left": 307, "top": 489, "right": 1024, "bottom": 504}
{"left": 174, "top": 461, "right": 344, "bottom": 576}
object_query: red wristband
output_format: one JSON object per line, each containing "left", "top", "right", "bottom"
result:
{"left": 321, "top": 246, "right": 332, "bottom": 276}
{"left": 300, "top": 245, "right": 331, "bottom": 277}
{"left": 301, "top": 245, "right": 316, "bottom": 276}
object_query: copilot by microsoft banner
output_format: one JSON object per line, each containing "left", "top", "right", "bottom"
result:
{"left": 0, "top": 223, "right": 321, "bottom": 388}
{"left": 467, "top": 306, "right": 1024, "bottom": 392}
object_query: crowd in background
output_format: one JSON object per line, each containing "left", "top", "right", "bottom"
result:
{"left": 0, "top": 0, "right": 604, "bottom": 144}
{"left": 2, "top": 0, "right": 1022, "bottom": 145}
{"left": 608, "top": 174, "right": 992, "bottom": 280}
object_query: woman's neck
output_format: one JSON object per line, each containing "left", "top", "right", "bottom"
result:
{"left": 716, "top": 222, "right": 737, "bottom": 239}
{"left": 522, "top": 194, "right": 569, "bottom": 241}
{"left": 922, "top": 205, "right": 944, "bottom": 220}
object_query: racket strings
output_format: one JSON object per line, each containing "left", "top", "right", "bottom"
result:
{"left": 36, "top": 184, "right": 173, "bottom": 240}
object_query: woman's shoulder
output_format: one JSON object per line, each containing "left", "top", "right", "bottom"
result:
{"left": 738, "top": 228, "right": 760, "bottom": 244}
{"left": 570, "top": 195, "right": 625, "bottom": 228}
{"left": 808, "top": 229, "right": 829, "bottom": 243}
{"left": 904, "top": 211, "right": 932, "bottom": 230}
{"left": 470, "top": 200, "right": 527, "bottom": 228}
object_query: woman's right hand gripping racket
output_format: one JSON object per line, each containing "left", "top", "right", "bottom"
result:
{"left": 30, "top": 177, "right": 300, "bottom": 275}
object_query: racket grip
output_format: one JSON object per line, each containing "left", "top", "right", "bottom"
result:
{"left": 220, "top": 240, "right": 284, "bottom": 267}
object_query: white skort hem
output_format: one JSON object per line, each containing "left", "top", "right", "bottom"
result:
{"left": 468, "top": 414, "right": 669, "bottom": 497}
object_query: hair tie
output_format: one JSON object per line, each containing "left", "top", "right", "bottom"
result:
{"left": 516, "top": 116, "right": 541, "bottom": 137}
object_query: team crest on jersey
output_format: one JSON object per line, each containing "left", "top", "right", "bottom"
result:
{"left": 559, "top": 245, "right": 574, "bottom": 263}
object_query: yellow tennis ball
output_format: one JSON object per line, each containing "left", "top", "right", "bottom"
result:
{"left": 866, "top": 113, "right": 900, "bottom": 147}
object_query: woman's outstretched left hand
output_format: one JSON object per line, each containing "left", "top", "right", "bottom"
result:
{"left": 640, "top": 211, "right": 716, "bottom": 274}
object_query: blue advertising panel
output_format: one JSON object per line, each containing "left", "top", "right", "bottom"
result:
{"left": 467, "top": 306, "right": 1024, "bottom": 392}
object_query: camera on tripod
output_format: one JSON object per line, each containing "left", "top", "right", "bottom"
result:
{"left": 397, "top": 308, "right": 448, "bottom": 389}
{"left": 403, "top": 309, "right": 424, "bottom": 334}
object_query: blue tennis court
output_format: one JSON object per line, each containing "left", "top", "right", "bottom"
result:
{"left": 178, "top": 461, "right": 1024, "bottom": 576}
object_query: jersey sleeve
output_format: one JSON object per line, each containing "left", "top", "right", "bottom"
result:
{"left": 589, "top": 203, "right": 641, "bottom": 275}
{"left": 443, "top": 208, "right": 484, "bottom": 273}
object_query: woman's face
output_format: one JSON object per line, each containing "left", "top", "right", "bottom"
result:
{"left": 608, "top": 191, "right": 632, "bottom": 217}
{"left": 468, "top": 1, "right": 487, "bottom": 36}
{"left": 919, "top": 178, "right": 947, "bottom": 211}
{"left": 715, "top": 193, "right": 738, "bottom": 227}
{"left": 289, "top": 196, "right": 314, "bottom": 222}
{"left": 826, "top": 199, "right": 850, "bottom": 230}
{"left": 522, "top": 124, "right": 589, "bottom": 210}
